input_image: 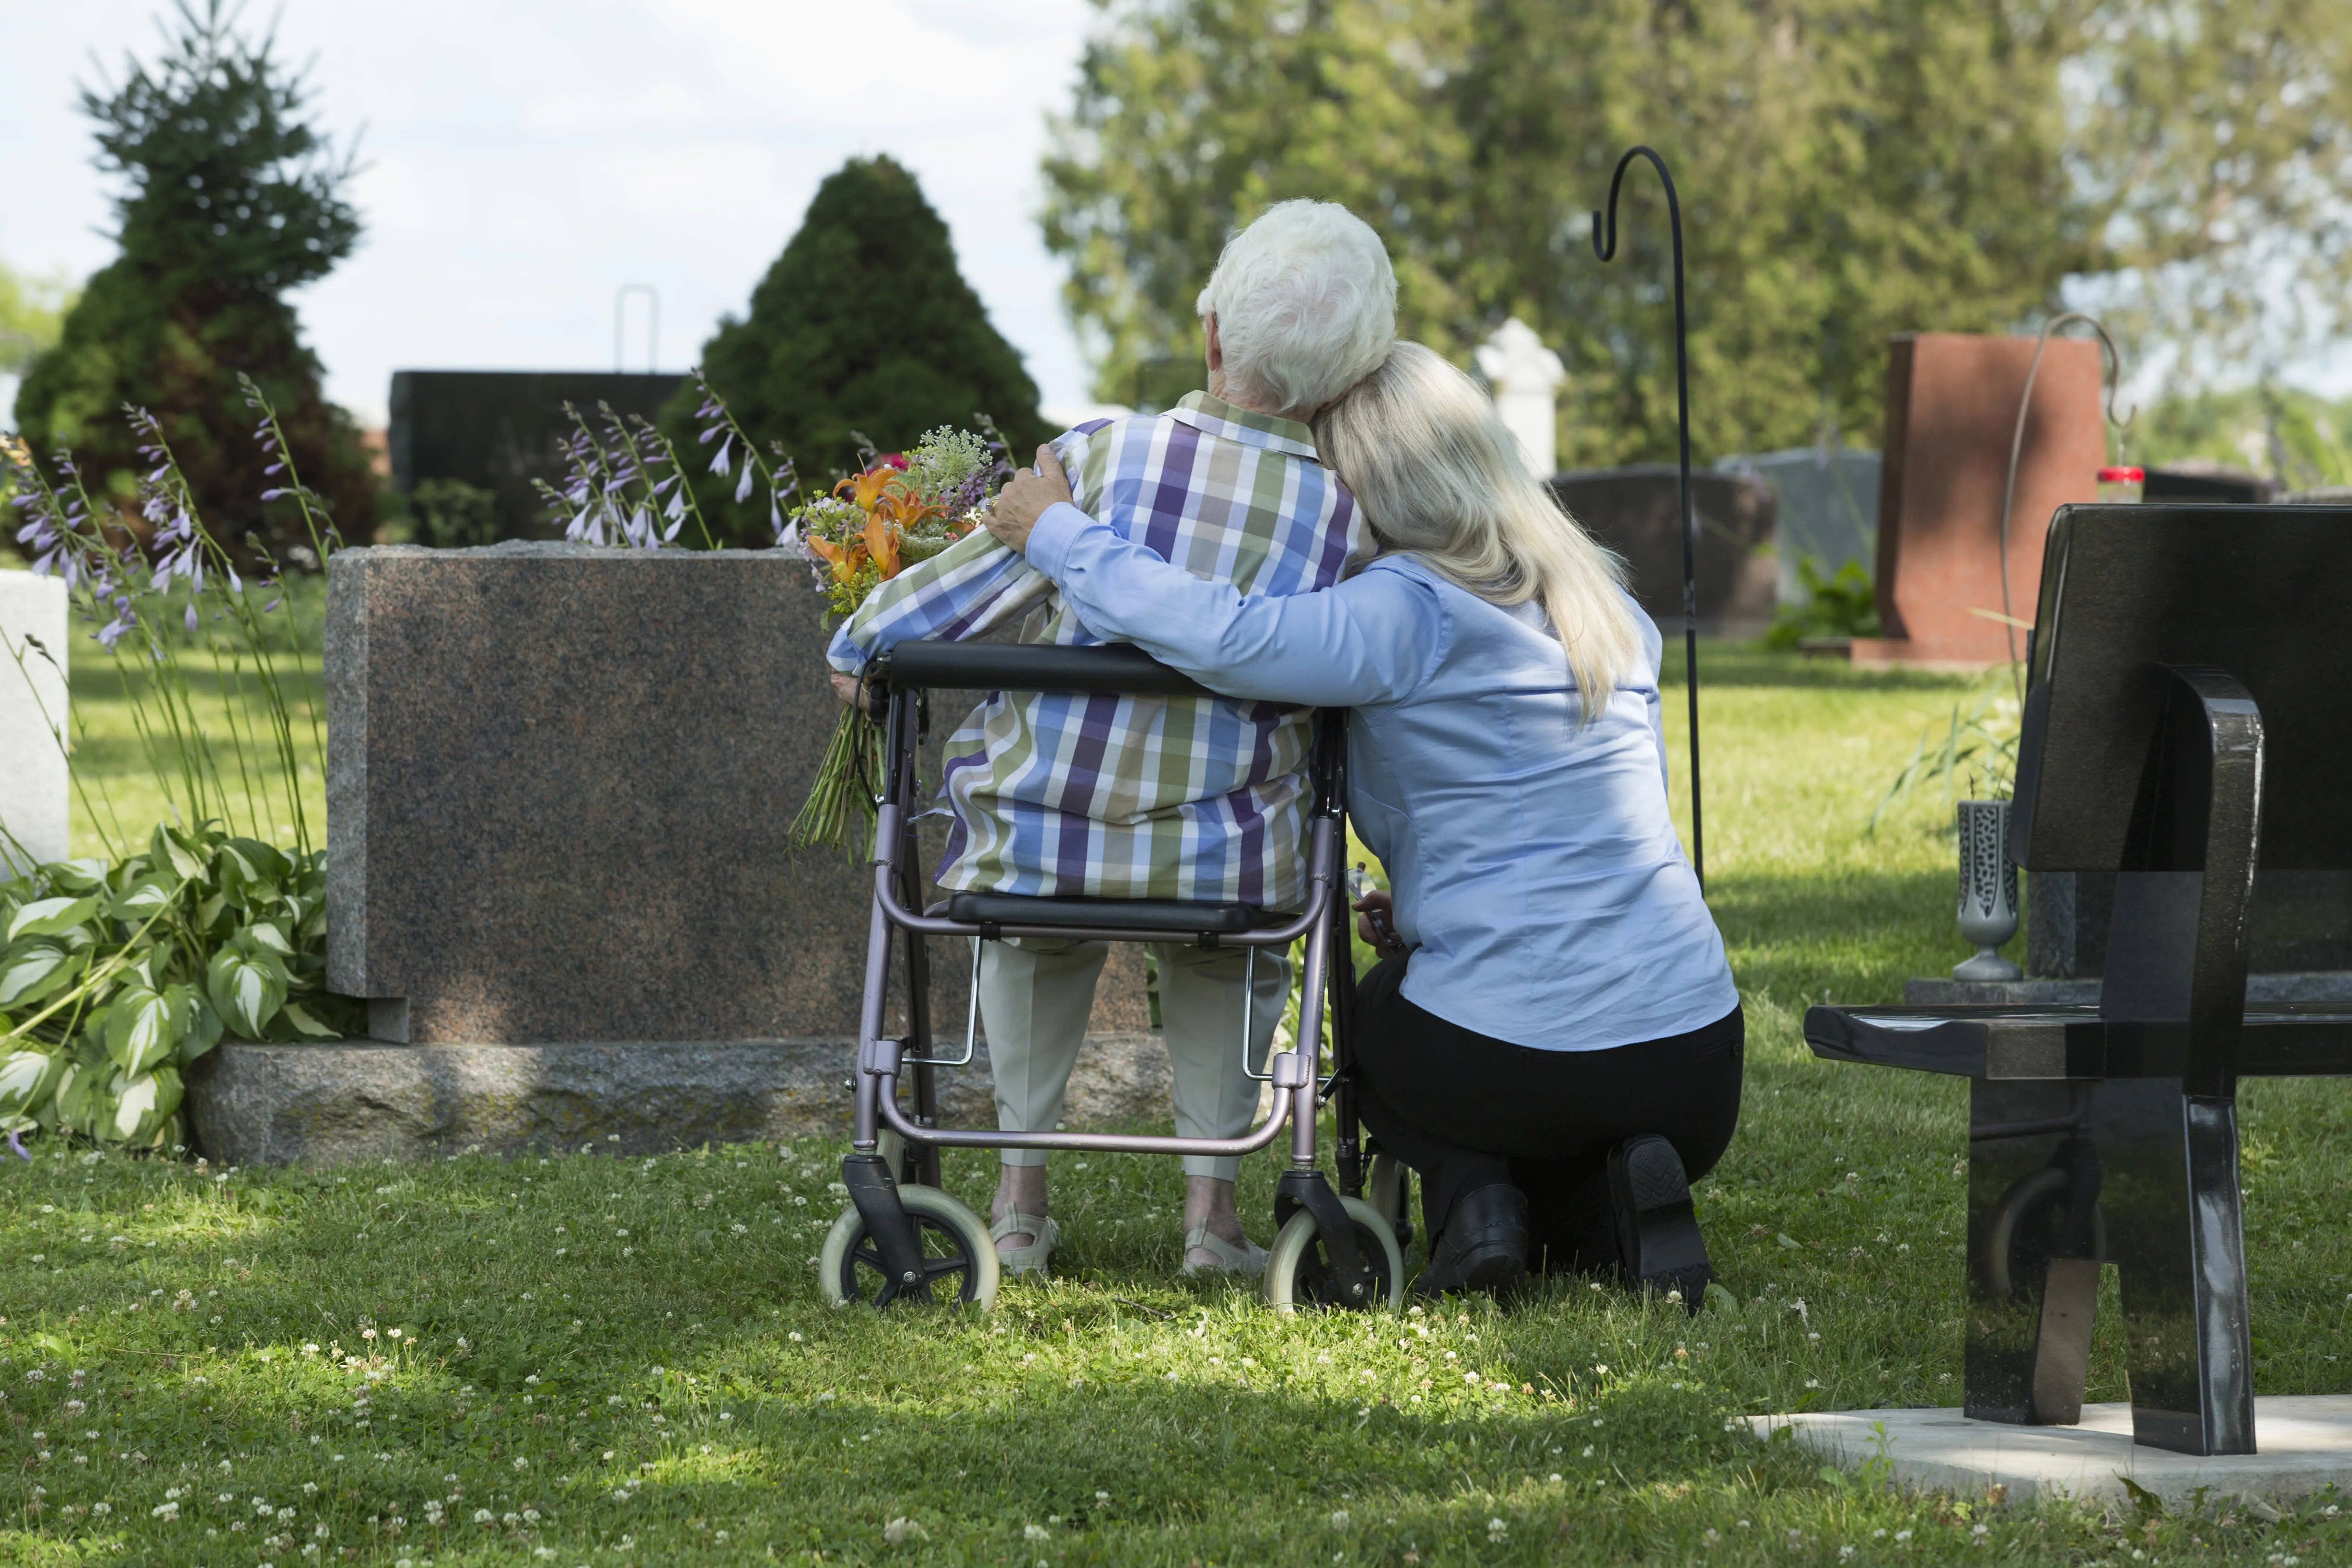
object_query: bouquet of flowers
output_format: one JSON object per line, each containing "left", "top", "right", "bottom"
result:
{"left": 533, "top": 373, "right": 1013, "bottom": 859}
{"left": 784, "top": 424, "right": 1009, "bottom": 855}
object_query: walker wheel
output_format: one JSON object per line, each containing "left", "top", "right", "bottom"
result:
{"left": 1982, "top": 1166, "right": 2108, "bottom": 1299}
{"left": 1265, "top": 1195, "right": 1405, "bottom": 1313}
{"left": 1366, "top": 1151, "right": 1413, "bottom": 1249}
{"left": 817, "top": 1185, "right": 998, "bottom": 1311}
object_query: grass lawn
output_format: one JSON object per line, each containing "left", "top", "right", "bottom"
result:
{"left": 6, "top": 643, "right": 2352, "bottom": 1565}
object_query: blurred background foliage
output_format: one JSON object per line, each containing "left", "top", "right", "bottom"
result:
{"left": 666, "top": 155, "right": 1052, "bottom": 544}
{"left": 1045, "top": 0, "right": 2352, "bottom": 469}
{"left": 8, "top": 0, "right": 375, "bottom": 569}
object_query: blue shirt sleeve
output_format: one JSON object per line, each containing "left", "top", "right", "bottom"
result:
{"left": 1026, "top": 502, "right": 1443, "bottom": 707}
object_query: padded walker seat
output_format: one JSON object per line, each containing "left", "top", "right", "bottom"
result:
{"left": 946, "top": 891, "right": 1274, "bottom": 937}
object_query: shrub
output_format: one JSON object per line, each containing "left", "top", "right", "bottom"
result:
{"left": 11, "top": 0, "right": 375, "bottom": 569}
{"left": 667, "top": 155, "right": 1049, "bottom": 543}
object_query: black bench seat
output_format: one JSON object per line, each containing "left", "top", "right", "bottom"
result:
{"left": 1805, "top": 1003, "right": 2352, "bottom": 1081}
{"left": 1799, "top": 502, "right": 2352, "bottom": 1458}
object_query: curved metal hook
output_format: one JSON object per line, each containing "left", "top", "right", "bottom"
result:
{"left": 1591, "top": 145, "right": 1681, "bottom": 264}
{"left": 1589, "top": 144, "right": 1703, "bottom": 893}
{"left": 1997, "top": 311, "right": 2134, "bottom": 686}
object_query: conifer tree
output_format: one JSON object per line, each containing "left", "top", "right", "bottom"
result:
{"left": 14, "top": 0, "right": 373, "bottom": 565}
{"left": 673, "top": 156, "right": 1047, "bottom": 542}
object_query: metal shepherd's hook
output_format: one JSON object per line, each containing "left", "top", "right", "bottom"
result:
{"left": 1592, "top": 145, "right": 1703, "bottom": 893}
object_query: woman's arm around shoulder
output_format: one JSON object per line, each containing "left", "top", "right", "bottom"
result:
{"left": 1021, "top": 499, "right": 1445, "bottom": 707}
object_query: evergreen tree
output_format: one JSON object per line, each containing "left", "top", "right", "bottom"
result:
{"left": 672, "top": 156, "right": 1047, "bottom": 542}
{"left": 14, "top": 0, "right": 373, "bottom": 566}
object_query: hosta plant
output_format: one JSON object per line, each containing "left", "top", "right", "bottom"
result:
{"left": 0, "top": 823, "right": 362, "bottom": 1150}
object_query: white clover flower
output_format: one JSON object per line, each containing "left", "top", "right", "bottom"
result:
{"left": 1330, "top": 1510, "right": 1350, "bottom": 1528}
{"left": 1024, "top": 1524, "right": 1050, "bottom": 1541}
{"left": 474, "top": 1509, "right": 495, "bottom": 1523}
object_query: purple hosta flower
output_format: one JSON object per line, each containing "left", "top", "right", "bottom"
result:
{"left": 96, "top": 608, "right": 135, "bottom": 648}
{"left": 6, "top": 1128, "right": 27, "bottom": 1161}
{"left": 184, "top": 604, "right": 200, "bottom": 633}
{"left": 707, "top": 435, "right": 733, "bottom": 477}
{"left": 733, "top": 458, "right": 756, "bottom": 505}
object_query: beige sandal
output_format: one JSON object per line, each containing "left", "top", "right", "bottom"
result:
{"left": 1180, "top": 1223, "right": 1267, "bottom": 1278}
{"left": 990, "top": 1211, "right": 1060, "bottom": 1278}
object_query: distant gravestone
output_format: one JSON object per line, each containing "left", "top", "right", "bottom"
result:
{"left": 387, "top": 371, "right": 687, "bottom": 542}
{"left": 1854, "top": 334, "right": 2103, "bottom": 668}
{"left": 1548, "top": 466, "right": 1778, "bottom": 636}
{"left": 1476, "top": 317, "right": 1567, "bottom": 480}
{"left": 1722, "top": 448, "right": 1883, "bottom": 604}
{"left": 183, "top": 542, "right": 1158, "bottom": 1163}
{"left": 0, "top": 571, "right": 69, "bottom": 878}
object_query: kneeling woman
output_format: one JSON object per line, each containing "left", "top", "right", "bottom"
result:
{"left": 984, "top": 342, "right": 1742, "bottom": 1300}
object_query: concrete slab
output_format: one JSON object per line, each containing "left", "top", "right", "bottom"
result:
{"left": 0, "top": 569, "right": 70, "bottom": 877}
{"left": 1751, "top": 1398, "right": 2352, "bottom": 1505}
{"left": 183, "top": 1030, "right": 1179, "bottom": 1164}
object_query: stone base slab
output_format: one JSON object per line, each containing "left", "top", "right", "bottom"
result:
{"left": 1903, "top": 971, "right": 2352, "bottom": 1007}
{"left": 185, "top": 1033, "right": 1178, "bottom": 1165}
{"left": 1750, "top": 1397, "right": 2352, "bottom": 1505}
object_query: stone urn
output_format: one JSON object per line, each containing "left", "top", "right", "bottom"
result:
{"left": 1954, "top": 798, "right": 2024, "bottom": 982}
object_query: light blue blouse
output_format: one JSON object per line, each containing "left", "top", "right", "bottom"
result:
{"left": 1027, "top": 501, "right": 1739, "bottom": 1052}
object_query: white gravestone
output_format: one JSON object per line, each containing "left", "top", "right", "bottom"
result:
{"left": 0, "top": 570, "right": 71, "bottom": 876}
{"left": 1475, "top": 317, "right": 1567, "bottom": 480}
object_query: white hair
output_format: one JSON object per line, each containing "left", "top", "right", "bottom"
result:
{"left": 1195, "top": 200, "right": 1396, "bottom": 416}
{"left": 1314, "top": 342, "right": 1642, "bottom": 720}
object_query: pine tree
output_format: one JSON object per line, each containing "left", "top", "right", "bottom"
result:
{"left": 13, "top": 0, "right": 373, "bottom": 566}
{"left": 672, "top": 156, "right": 1047, "bottom": 542}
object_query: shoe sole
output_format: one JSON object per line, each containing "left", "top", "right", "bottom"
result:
{"left": 1610, "top": 1136, "right": 1711, "bottom": 1309}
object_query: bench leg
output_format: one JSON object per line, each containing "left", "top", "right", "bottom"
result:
{"left": 2096, "top": 1076, "right": 2256, "bottom": 1456}
{"left": 1964, "top": 1080, "right": 2103, "bottom": 1425}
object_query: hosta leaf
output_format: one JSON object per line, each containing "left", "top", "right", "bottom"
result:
{"left": 0, "top": 941, "right": 76, "bottom": 1009}
{"left": 278, "top": 1001, "right": 341, "bottom": 1040}
{"left": 53, "top": 1059, "right": 107, "bottom": 1134}
{"left": 8, "top": 895, "right": 99, "bottom": 941}
{"left": 240, "top": 921, "right": 296, "bottom": 956}
{"left": 194, "top": 892, "right": 231, "bottom": 936}
{"left": 224, "top": 838, "right": 291, "bottom": 885}
{"left": 41, "top": 859, "right": 109, "bottom": 894}
{"left": 207, "top": 945, "right": 288, "bottom": 1039}
{"left": 108, "top": 1065, "right": 182, "bottom": 1144}
{"left": 0, "top": 1047, "right": 65, "bottom": 1119}
{"left": 176, "top": 986, "right": 225, "bottom": 1063}
{"left": 149, "top": 823, "right": 207, "bottom": 882}
{"left": 109, "top": 877, "right": 178, "bottom": 923}
{"left": 104, "top": 986, "right": 190, "bottom": 1076}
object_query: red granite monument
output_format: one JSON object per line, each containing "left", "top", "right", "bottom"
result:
{"left": 1852, "top": 334, "right": 2105, "bottom": 668}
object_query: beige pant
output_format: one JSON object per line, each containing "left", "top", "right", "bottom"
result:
{"left": 981, "top": 938, "right": 1292, "bottom": 1180}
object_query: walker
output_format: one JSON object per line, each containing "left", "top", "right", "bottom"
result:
{"left": 819, "top": 639, "right": 1408, "bottom": 1312}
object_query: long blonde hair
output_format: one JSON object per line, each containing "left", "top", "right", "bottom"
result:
{"left": 1313, "top": 341, "right": 1641, "bottom": 716}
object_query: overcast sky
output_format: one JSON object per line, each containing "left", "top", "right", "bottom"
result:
{"left": 3, "top": 0, "right": 1104, "bottom": 428}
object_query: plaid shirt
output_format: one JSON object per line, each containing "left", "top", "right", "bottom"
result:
{"left": 827, "top": 392, "right": 1371, "bottom": 907}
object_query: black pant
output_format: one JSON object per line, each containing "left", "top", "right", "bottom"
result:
{"left": 1350, "top": 956, "right": 1744, "bottom": 1273}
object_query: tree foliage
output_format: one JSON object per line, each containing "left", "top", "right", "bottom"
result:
{"left": 669, "top": 155, "right": 1048, "bottom": 542}
{"left": 1045, "top": 0, "right": 2352, "bottom": 468}
{"left": 0, "top": 263, "right": 79, "bottom": 379}
{"left": 13, "top": 0, "right": 373, "bottom": 564}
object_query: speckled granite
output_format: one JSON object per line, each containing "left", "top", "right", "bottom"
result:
{"left": 185, "top": 1031, "right": 1178, "bottom": 1164}
{"left": 322, "top": 541, "right": 1149, "bottom": 1045}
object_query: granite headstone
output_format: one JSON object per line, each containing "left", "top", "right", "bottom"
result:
{"left": 1548, "top": 465, "right": 1778, "bottom": 636}
{"left": 187, "top": 541, "right": 1158, "bottom": 1163}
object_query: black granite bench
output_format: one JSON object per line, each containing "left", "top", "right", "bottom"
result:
{"left": 1804, "top": 503, "right": 2352, "bottom": 1457}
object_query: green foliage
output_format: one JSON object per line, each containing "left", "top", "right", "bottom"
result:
{"left": 1761, "top": 558, "right": 1883, "bottom": 650}
{"left": 2130, "top": 385, "right": 2352, "bottom": 492}
{"left": 4, "top": 382, "right": 355, "bottom": 1086}
{"left": 0, "top": 260, "right": 78, "bottom": 377}
{"left": 405, "top": 477, "right": 505, "bottom": 550}
{"left": 1046, "top": 0, "right": 2352, "bottom": 467}
{"left": 0, "top": 821, "right": 359, "bottom": 1148}
{"left": 11, "top": 0, "right": 374, "bottom": 566}
{"left": 1870, "top": 677, "right": 2023, "bottom": 829}
{"left": 667, "top": 156, "right": 1049, "bottom": 542}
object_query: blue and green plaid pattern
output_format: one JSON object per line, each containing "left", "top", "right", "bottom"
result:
{"left": 828, "top": 392, "right": 1370, "bottom": 907}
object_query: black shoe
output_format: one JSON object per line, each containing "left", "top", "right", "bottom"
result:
{"left": 1607, "top": 1134, "right": 1710, "bottom": 1314}
{"left": 1413, "top": 1183, "right": 1529, "bottom": 1298}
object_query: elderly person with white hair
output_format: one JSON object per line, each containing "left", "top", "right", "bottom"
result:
{"left": 826, "top": 200, "right": 1396, "bottom": 1279}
